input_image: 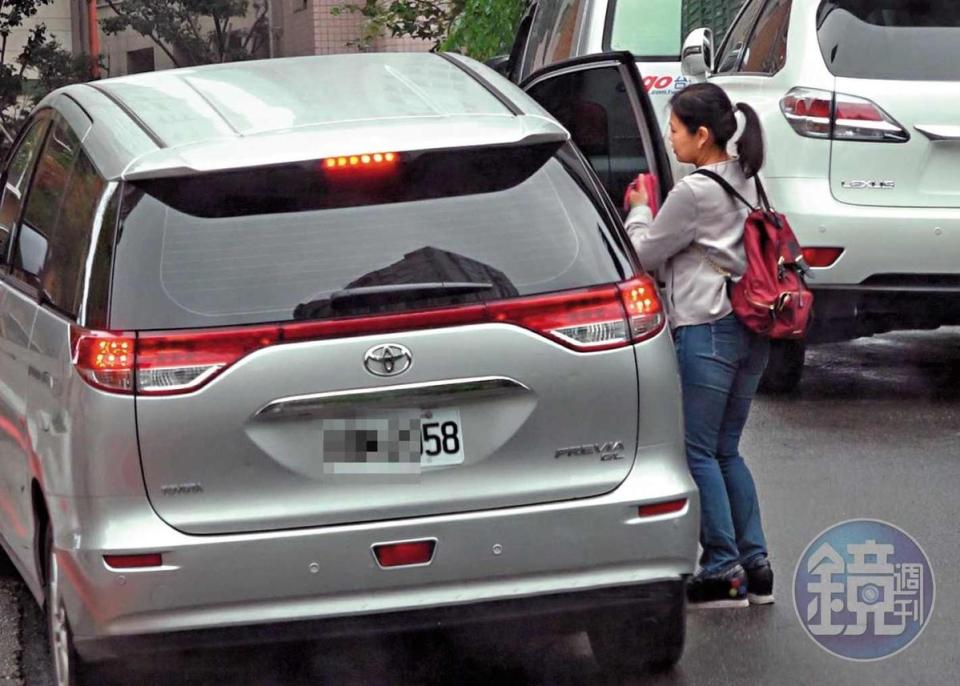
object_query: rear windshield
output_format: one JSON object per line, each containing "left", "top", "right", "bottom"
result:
{"left": 607, "top": 0, "right": 683, "bottom": 59}
{"left": 817, "top": 1, "right": 960, "bottom": 81}
{"left": 110, "top": 147, "right": 627, "bottom": 330}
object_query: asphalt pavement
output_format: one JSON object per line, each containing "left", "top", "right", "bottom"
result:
{"left": 2, "top": 328, "right": 959, "bottom": 685}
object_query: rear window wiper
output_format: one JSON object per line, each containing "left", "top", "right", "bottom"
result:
{"left": 303, "top": 282, "right": 495, "bottom": 312}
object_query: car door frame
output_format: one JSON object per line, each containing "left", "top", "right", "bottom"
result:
{"left": 519, "top": 51, "right": 675, "bottom": 208}
{"left": 0, "top": 109, "right": 53, "bottom": 581}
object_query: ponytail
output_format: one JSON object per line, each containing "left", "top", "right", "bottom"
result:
{"left": 669, "top": 84, "right": 766, "bottom": 178}
{"left": 734, "top": 103, "right": 764, "bottom": 178}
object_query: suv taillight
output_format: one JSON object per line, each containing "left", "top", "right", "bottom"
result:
{"left": 780, "top": 88, "right": 909, "bottom": 143}
{"left": 70, "top": 276, "right": 664, "bottom": 396}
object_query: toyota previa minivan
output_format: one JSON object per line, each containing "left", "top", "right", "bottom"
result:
{"left": 0, "top": 53, "right": 697, "bottom": 683}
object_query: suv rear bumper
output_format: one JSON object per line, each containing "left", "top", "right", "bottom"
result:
{"left": 809, "top": 285, "right": 960, "bottom": 342}
{"left": 79, "top": 580, "right": 686, "bottom": 661}
{"left": 766, "top": 177, "right": 960, "bottom": 339}
{"left": 53, "top": 443, "right": 697, "bottom": 661}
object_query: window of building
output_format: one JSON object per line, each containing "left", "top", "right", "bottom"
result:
{"left": 126, "top": 48, "right": 155, "bottom": 75}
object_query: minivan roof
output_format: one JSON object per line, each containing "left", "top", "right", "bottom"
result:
{"left": 48, "top": 52, "right": 567, "bottom": 181}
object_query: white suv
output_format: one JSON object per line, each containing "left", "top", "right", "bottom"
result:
{"left": 683, "top": 0, "right": 960, "bottom": 391}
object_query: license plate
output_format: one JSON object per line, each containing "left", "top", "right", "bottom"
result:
{"left": 419, "top": 408, "right": 465, "bottom": 467}
{"left": 320, "top": 409, "right": 464, "bottom": 474}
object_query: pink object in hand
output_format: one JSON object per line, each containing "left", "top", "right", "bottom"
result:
{"left": 622, "top": 173, "right": 660, "bottom": 217}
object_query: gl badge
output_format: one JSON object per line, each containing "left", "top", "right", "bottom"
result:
{"left": 364, "top": 344, "right": 413, "bottom": 377}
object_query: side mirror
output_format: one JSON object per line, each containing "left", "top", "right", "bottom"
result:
{"left": 681, "top": 28, "right": 714, "bottom": 78}
{"left": 484, "top": 54, "right": 512, "bottom": 77}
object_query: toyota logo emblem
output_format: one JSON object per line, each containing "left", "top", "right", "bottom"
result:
{"left": 363, "top": 344, "right": 413, "bottom": 377}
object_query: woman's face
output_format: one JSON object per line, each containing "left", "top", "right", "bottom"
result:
{"left": 669, "top": 112, "right": 705, "bottom": 165}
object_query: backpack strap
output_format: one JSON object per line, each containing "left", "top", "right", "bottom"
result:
{"left": 691, "top": 168, "right": 758, "bottom": 211}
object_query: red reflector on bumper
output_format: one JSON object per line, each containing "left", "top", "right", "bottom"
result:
{"left": 103, "top": 553, "right": 163, "bottom": 569}
{"left": 802, "top": 247, "right": 844, "bottom": 268}
{"left": 373, "top": 540, "right": 436, "bottom": 568}
{"left": 638, "top": 499, "right": 687, "bottom": 518}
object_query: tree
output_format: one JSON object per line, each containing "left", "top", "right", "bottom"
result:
{"left": 0, "top": 0, "right": 99, "bottom": 148}
{"left": 100, "top": 0, "right": 271, "bottom": 68}
{"left": 443, "top": 0, "right": 526, "bottom": 60}
{"left": 331, "top": 0, "right": 526, "bottom": 61}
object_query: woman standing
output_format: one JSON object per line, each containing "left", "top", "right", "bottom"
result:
{"left": 626, "top": 83, "right": 774, "bottom": 609}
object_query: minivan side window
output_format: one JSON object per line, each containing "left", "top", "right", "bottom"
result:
{"left": 0, "top": 118, "right": 48, "bottom": 262}
{"left": 42, "top": 149, "right": 107, "bottom": 318}
{"left": 715, "top": 0, "right": 764, "bottom": 73}
{"left": 13, "top": 117, "right": 86, "bottom": 313}
{"left": 741, "top": 0, "right": 792, "bottom": 75}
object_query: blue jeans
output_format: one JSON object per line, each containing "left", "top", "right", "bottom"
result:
{"left": 674, "top": 314, "right": 770, "bottom": 576}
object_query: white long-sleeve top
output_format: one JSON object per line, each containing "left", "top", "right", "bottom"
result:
{"left": 625, "top": 159, "right": 758, "bottom": 328}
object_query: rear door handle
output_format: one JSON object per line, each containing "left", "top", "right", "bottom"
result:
{"left": 914, "top": 125, "right": 960, "bottom": 141}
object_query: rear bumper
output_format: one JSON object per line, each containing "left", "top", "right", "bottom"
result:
{"left": 765, "top": 177, "right": 960, "bottom": 285}
{"left": 809, "top": 285, "right": 960, "bottom": 342}
{"left": 78, "top": 580, "right": 686, "bottom": 661}
{"left": 765, "top": 177, "right": 960, "bottom": 340}
{"left": 52, "top": 443, "right": 698, "bottom": 661}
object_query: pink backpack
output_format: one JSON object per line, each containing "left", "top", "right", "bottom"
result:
{"left": 693, "top": 170, "right": 813, "bottom": 340}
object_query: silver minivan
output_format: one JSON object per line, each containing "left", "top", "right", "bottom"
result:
{"left": 0, "top": 52, "right": 696, "bottom": 683}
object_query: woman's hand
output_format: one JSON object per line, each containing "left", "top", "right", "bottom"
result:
{"left": 627, "top": 184, "right": 649, "bottom": 209}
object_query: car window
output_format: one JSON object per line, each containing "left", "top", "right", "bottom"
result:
{"left": 522, "top": 2, "right": 559, "bottom": 78}
{"left": 715, "top": 0, "right": 765, "bottom": 73}
{"left": 522, "top": 0, "right": 582, "bottom": 77}
{"left": 13, "top": 118, "right": 80, "bottom": 287}
{"left": 0, "top": 119, "right": 49, "bottom": 262}
{"left": 817, "top": 0, "right": 960, "bottom": 81}
{"left": 608, "top": 0, "right": 684, "bottom": 58}
{"left": 40, "top": 149, "right": 107, "bottom": 318}
{"left": 741, "top": 0, "right": 792, "bottom": 74}
{"left": 505, "top": 4, "right": 535, "bottom": 82}
{"left": 525, "top": 64, "right": 651, "bottom": 211}
{"left": 547, "top": 0, "right": 584, "bottom": 64}
{"left": 109, "top": 148, "right": 627, "bottom": 330}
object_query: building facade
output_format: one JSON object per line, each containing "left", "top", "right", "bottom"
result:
{"left": 2, "top": 0, "right": 79, "bottom": 66}
{"left": 89, "top": 0, "right": 430, "bottom": 78}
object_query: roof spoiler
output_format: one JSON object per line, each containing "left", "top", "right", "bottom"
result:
{"left": 122, "top": 115, "right": 569, "bottom": 181}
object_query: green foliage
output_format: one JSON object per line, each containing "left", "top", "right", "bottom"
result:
{"left": 442, "top": 0, "right": 526, "bottom": 61}
{"left": 331, "top": 0, "right": 525, "bottom": 60}
{"left": 0, "top": 1, "right": 98, "bottom": 147}
{"left": 100, "top": 0, "right": 270, "bottom": 67}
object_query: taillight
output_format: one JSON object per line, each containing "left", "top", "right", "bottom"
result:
{"left": 780, "top": 88, "right": 909, "bottom": 143}
{"left": 802, "top": 247, "right": 844, "bottom": 268}
{"left": 488, "top": 286, "right": 629, "bottom": 351}
{"left": 619, "top": 276, "right": 665, "bottom": 341}
{"left": 71, "top": 329, "right": 135, "bottom": 393}
{"left": 136, "top": 326, "right": 280, "bottom": 396}
{"left": 488, "top": 274, "right": 664, "bottom": 351}
{"left": 70, "top": 276, "right": 664, "bottom": 395}
{"left": 780, "top": 88, "right": 833, "bottom": 139}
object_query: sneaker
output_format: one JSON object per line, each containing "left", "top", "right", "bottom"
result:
{"left": 745, "top": 556, "right": 775, "bottom": 605}
{"left": 687, "top": 563, "right": 749, "bottom": 609}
